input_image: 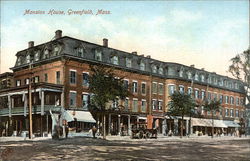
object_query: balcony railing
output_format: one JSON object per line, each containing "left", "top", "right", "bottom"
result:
{"left": 0, "top": 105, "right": 62, "bottom": 116}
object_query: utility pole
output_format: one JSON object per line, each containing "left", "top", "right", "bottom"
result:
{"left": 29, "top": 63, "right": 33, "bottom": 139}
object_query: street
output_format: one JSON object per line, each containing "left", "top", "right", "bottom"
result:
{"left": 0, "top": 136, "right": 250, "bottom": 160}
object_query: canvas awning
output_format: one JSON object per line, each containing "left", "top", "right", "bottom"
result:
{"left": 66, "top": 110, "right": 96, "bottom": 123}
{"left": 192, "top": 118, "right": 227, "bottom": 128}
{"left": 223, "top": 120, "right": 240, "bottom": 128}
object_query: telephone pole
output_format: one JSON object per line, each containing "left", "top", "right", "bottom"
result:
{"left": 29, "top": 63, "right": 33, "bottom": 139}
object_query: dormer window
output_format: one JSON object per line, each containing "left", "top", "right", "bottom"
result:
{"left": 95, "top": 50, "right": 102, "bottom": 61}
{"left": 125, "top": 58, "right": 132, "bottom": 68}
{"left": 34, "top": 51, "right": 40, "bottom": 61}
{"left": 208, "top": 76, "right": 212, "bottom": 83}
{"left": 140, "top": 62, "right": 145, "bottom": 71}
{"left": 187, "top": 72, "right": 192, "bottom": 79}
{"left": 194, "top": 73, "right": 199, "bottom": 81}
{"left": 26, "top": 54, "right": 30, "bottom": 64}
{"left": 235, "top": 82, "right": 239, "bottom": 89}
{"left": 53, "top": 46, "right": 60, "bottom": 56}
{"left": 201, "top": 75, "right": 205, "bottom": 82}
{"left": 76, "top": 47, "right": 84, "bottom": 57}
{"left": 152, "top": 65, "right": 157, "bottom": 73}
{"left": 229, "top": 82, "right": 232, "bottom": 88}
{"left": 44, "top": 49, "right": 49, "bottom": 59}
{"left": 159, "top": 67, "right": 163, "bottom": 75}
{"left": 213, "top": 77, "right": 218, "bottom": 85}
{"left": 17, "top": 57, "right": 21, "bottom": 65}
{"left": 179, "top": 70, "right": 183, "bottom": 77}
{"left": 111, "top": 55, "right": 119, "bottom": 65}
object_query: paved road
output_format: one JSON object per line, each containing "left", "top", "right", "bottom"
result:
{"left": 0, "top": 136, "right": 249, "bottom": 160}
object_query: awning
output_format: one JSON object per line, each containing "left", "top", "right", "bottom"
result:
{"left": 223, "top": 120, "right": 240, "bottom": 128}
{"left": 66, "top": 110, "right": 96, "bottom": 123}
{"left": 192, "top": 118, "right": 227, "bottom": 128}
{"left": 213, "top": 120, "right": 227, "bottom": 128}
{"left": 192, "top": 118, "right": 207, "bottom": 126}
{"left": 138, "top": 116, "right": 147, "bottom": 120}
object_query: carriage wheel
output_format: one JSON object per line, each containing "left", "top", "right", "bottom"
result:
{"left": 145, "top": 132, "right": 151, "bottom": 139}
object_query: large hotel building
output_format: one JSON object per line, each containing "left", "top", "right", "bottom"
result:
{"left": 0, "top": 30, "right": 246, "bottom": 137}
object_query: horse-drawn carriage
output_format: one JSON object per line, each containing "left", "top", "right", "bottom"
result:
{"left": 131, "top": 122, "right": 157, "bottom": 139}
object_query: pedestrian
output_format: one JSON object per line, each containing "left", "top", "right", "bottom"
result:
{"left": 92, "top": 126, "right": 97, "bottom": 138}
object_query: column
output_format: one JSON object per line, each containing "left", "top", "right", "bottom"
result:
{"left": 136, "top": 116, "right": 139, "bottom": 128}
{"left": 174, "top": 119, "right": 178, "bottom": 136}
{"left": 46, "top": 114, "right": 49, "bottom": 134}
{"left": 61, "top": 90, "right": 64, "bottom": 107}
{"left": 8, "top": 95, "right": 11, "bottom": 118}
{"left": 41, "top": 91, "right": 44, "bottom": 116}
{"left": 190, "top": 119, "right": 193, "bottom": 135}
{"left": 108, "top": 114, "right": 111, "bottom": 135}
{"left": 118, "top": 115, "right": 121, "bottom": 135}
{"left": 186, "top": 119, "right": 189, "bottom": 136}
{"left": 128, "top": 115, "right": 131, "bottom": 136}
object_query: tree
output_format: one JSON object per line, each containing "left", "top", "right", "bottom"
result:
{"left": 88, "top": 65, "right": 129, "bottom": 139}
{"left": 168, "top": 92, "right": 195, "bottom": 138}
{"left": 203, "top": 100, "right": 221, "bottom": 138}
{"left": 228, "top": 48, "right": 250, "bottom": 104}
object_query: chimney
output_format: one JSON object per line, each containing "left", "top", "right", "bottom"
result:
{"left": 103, "top": 38, "right": 108, "bottom": 47}
{"left": 28, "top": 41, "right": 34, "bottom": 48}
{"left": 132, "top": 51, "right": 137, "bottom": 55}
{"left": 55, "top": 30, "right": 62, "bottom": 39}
{"left": 190, "top": 64, "right": 195, "bottom": 68}
{"left": 201, "top": 68, "right": 205, "bottom": 70}
{"left": 146, "top": 55, "right": 151, "bottom": 58}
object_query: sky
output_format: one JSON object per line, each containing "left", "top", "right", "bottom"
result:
{"left": 0, "top": 1, "right": 249, "bottom": 77}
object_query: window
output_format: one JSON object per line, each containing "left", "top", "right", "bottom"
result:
{"left": 194, "top": 73, "right": 199, "bottom": 81}
{"left": 229, "top": 82, "right": 232, "bottom": 88}
{"left": 94, "top": 50, "right": 102, "bottom": 61}
{"left": 168, "top": 85, "right": 175, "bottom": 95}
{"left": 125, "top": 58, "right": 132, "bottom": 68}
{"left": 141, "top": 100, "right": 146, "bottom": 112}
{"left": 69, "top": 91, "right": 77, "bottom": 107}
{"left": 225, "top": 96, "right": 229, "bottom": 104}
{"left": 194, "top": 89, "right": 199, "bottom": 99}
{"left": 25, "top": 78, "right": 30, "bottom": 85}
{"left": 213, "top": 77, "right": 218, "bottom": 85}
{"left": 141, "top": 83, "right": 146, "bottom": 95}
{"left": 70, "top": 70, "right": 76, "bottom": 84}
{"left": 53, "top": 46, "right": 60, "bottom": 56}
{"left": 158, "top": 100, "right": 163, "bottom": 110}
{"left": 132, "top": 99, "right": 138, "bottom": 112}
{"left": 132, "top": 81, "right": 138, "bottom": 93}
{"left": 123, "top": 80, "right": 129, "bottom": 90}
{"left": 26, "top": 55, "right": 30, "bottom": 64}
{"left": 213, "top": 93, "right": 217, "bottom": 101}
{"left": 219, "top": 108, "right": 223, "bottom": 116}
{"left": 179, "top": 70, "right": 183, "bottom": 77}
{"left": 235, "top": 110, "right": 239, "bottom": 117}
{"left": 219, "top": 95, "right": 223, "bottom": 103}
{"left": 56, "top": 71, "right": 60, "bottom": 84}
{"left": 34, "top": 76, "right": 39, "bottom": 83}
{"left": 230, "top": 109, "right": 234, "bottom": 117}
{"left": 201, "top": 75, "right": 205, "bottom": 82}
{"left": 76, "top": 47, "right": 84, "bottom": 57}
{"left": 236, "top": 97, "right": 239, "bottom": 106}
{"left": 44, "top": 49, "right": 49, "bottom": 59}
{"left": 159, "top": 67, "right": 163, "bottom": 75}
{"left": 218, "top": 79, "right": 223, "bottom": 86}
{"left": 152, "top": 99, "right": 157, "bottom": 110}
{"left": 112, "top": 99, "right": 119, "bottom": 108}
{"left": 188, "top": 87, "right": 192, "bottom": 95}
{"left": 82, "top": 94, "right": 89, "bottom": 110}
{"left": 17, "top": 57, "right": 21, "bottom": 65}
{"left": 225, "top": 109, "right": 229, "bottom": 117}
{"left": 208, "top": 77, "right": 212, "bottom": 83}
{"left": 152, "top": 82, "right": 157, "bottom": 94}
{"left": 208, "top": 92, "right": 212, "bottom": 100}
{"left": 16, "top": 80, "right": 21, "bottom": 87}
{"left": 230, "top": 96, "right": 234, "bottom": 105}
{"left": 187, "top": 72, "right": 192, "bottom": 79}
{"left": 158, "top": 83, "right": 164, "bottom": 95}
{"left": 235, "top": 83, "right": 239, "bottom": 89}
{"left": 201, "top": 91, "right": 205, "bottom": 100}
{"left": 240, "top": 98, "right": 244, "bottom": 106}
{"left": 44, "top": 73, "right": 48, "bottom": 83}
{"left": 82, "top": 73, "right": 89, "bottom": 86}
{"left": 179, "top": 86, "right": 184, "bottom": 94}
{"left": 124, "top": 98, "right": 129, "bottom": 111}
{"left": 152, "top": 65, "right": 157, "bottom": 73}
{"left": 34, "top": 51, "right": 40, "bottom": 61}
{"left": 111, "top": 56, "right": 119, "bottom": 65}
{"left": 140, "top": 62, "right": 145, "bottom": 71}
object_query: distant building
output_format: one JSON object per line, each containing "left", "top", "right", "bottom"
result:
{"left": 0, "top": 30, "right": 246, "bottom": 137}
